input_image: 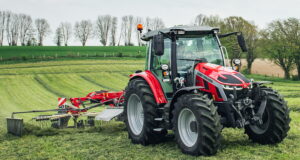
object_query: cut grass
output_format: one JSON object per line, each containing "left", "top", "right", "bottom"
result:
{"left": 0, "top": 59, "right": 299, "bottom": 160}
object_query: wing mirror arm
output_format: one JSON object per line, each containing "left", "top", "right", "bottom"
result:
{"left": 218, "top": 32, "right": 248, "bottom": 52}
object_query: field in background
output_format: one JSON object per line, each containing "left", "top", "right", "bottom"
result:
{"left": 0, "top": 46, "right": 147, "bottom": 62}
{"left": 0, "top": 59, "right": 299, "bottom": 160}
{"left": 241, "top": 59, "right": 298, "bottom": 78}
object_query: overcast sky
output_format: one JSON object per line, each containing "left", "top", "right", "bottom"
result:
{"left": 1, "top": 0, "right": 299, "bottom": 46}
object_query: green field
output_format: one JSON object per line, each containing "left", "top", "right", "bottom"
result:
{"left": 0, "top": 59, "right": 299, "bottom": 160}
{"left": 0, "top": 46, "right": 147, "bottom": 62}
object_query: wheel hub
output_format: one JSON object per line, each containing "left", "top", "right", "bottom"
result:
{"left": 190, "top": 121, "right": 197, "bottom": 133}
{"left": 127, "top": 94, "right": 144, "bottom": 135}
{"left": 178, "top": 108, "right": 198, "bottom": 147}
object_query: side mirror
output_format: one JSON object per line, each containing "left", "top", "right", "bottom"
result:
{"left": 237, "top": 33, "right": 248, "bottom": 52}
{"left": 153, "top": 34, "right": 164, "bottom": 56}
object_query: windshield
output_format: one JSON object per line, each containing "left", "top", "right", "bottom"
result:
{"left": 176, "top": 34, "right": 224, "bottom": 73}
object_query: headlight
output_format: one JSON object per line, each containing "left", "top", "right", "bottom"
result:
{"left": 223, "top": 85, "right": 243, "bottom": 90}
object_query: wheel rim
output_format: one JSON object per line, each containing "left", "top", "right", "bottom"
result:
{"left": 127, "top": 94, "right": 144, "bottom": 135}
{"left": 250, "top": 106, "right": 270, "bottom": 134}
{"left": 178, "top": 108, "right": 198, "bottom": 147}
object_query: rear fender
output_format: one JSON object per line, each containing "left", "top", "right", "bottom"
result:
{"left": 129, "top": 70, "right": 167, "bottom": 104}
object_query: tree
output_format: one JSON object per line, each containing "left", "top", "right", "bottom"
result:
{"left": 0, "top": 11, "right": 6, "bottom": 46}
{"left": 117, "top": 19, "right": 124, "bottom": 46}
{"left": 221, "top": 16, "right": 258, "bottom": 72}
{"left": 59, "top": 22, "right": 72, "bottom": 46}
{"left": 110, "top": 17, "right": 117, "bottom": 46}
{"left": 35, "top": 18, "right": 51, "bottom": 46}
{"left": 194, "top": 14, "right": 222, "bottom": 27}
{"left": 6, "top": 12, "right": 20, "bottom": 46}
{"left": 241, "top": 23, "right": 259, "bottom": 74}
{"left": 74, "top": 20, "right": 93, "bottom": 46}
{"left": 54, "top": 27, "right": 62, "bottom": 46}
{"left": 19, "top": 14, "right": 33, "bottom": 46}
{"left": 145, "top": 17, "right": 151, "bottom": 31}
{"left": 96, "top": 15, "right": 112, "bottom": 46}
{"left": 121, "top": 15, "right": 134, "bottom": 46}
{"left": 262, "top": 21, "right": 295, "bottom": 79}
{"left": 144, "top": 17, "right": 165, "bottom": 31}
{"left": 151, "top": 17, "right": 165, "bottom": 30}
{"left": 25, "top": 28, "right": 36, "bottom": 46}
{"left": 274, "top": 18, "right": 300, "bottom": 80}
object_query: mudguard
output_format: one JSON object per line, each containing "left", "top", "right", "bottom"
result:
{"left": 129, "top": 70, "right": 167, "bottom": 104}
{"left": 169, "top": 86, "right": 204, "bottom": 109}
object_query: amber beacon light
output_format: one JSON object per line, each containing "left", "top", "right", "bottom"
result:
{"left": 137, "top": 24, "right": 143, "bottom": 33}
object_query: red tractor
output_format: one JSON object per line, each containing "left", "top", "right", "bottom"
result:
{"left": 123, "top": 25, "right": 290, "bottom": 156}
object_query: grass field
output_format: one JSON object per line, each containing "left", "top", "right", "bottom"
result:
{"left": 0, "top": 46, "right": 146, "bottom": 62}
{"left": 0, "top": 59, "right": 299, "bottom": 160}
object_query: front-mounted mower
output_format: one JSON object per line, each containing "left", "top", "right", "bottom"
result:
{"left": 7, "top": 25, "right": 290, "bottom": 156}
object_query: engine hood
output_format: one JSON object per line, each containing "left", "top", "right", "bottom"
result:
{"left": 194, "top": 63, "right": 251, "bottom": 88}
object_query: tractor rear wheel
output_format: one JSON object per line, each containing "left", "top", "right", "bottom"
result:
{"left": 172, "top": 93, "right": 222, "bottom": 156}
{"left": 245, "top": 87, "right": 290, "bottom": 144}
{"left": 124, "top": 78, "right": 166, "bottom": 145}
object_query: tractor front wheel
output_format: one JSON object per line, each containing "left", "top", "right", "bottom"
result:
{"left": 172, "top": 93, "right": 222, "bottom": 156}
{"left": 124, "top": 78, "right": 166, "bottom": 145}
{"left": 245, "top": 87, "right": 290, "bottom": 144}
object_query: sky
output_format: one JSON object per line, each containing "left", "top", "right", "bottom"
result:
{"left": 1, "top": 0, "right": 300, "bottom": 46}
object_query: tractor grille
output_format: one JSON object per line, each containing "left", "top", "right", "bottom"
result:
{"left": 217, "top": 74, "right": 242, "bottom": 84}
{"left": 224, "top": 88, "right": 249, "bottom": 99}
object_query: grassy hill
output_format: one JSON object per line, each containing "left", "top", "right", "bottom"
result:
{"left": 0, "top": 59, "right": 299, "bottom": 159}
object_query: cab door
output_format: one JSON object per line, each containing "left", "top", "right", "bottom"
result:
{"left": 150, "top": 39, "right": 173, "bottom": 99}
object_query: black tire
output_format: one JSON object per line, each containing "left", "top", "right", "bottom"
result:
{"left": 245, "top": 87, "right": 291, "bottom": 144}
{"left": 172, "top": 93, "right": 222, "bottom": 156}
{"left": 124, "top": 78, "right": 166, "bottom": 145}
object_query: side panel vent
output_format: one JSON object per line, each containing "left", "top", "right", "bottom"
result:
{"left": 203, "top": 80, "right": 209, "bottom": 90}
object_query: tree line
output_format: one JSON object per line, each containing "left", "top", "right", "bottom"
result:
{"left": 0, "top": 11, "right": 165, "bottom": 47}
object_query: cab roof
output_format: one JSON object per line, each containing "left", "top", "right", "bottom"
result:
{"left": 141, "top": 25, "right": 219, "bottom": 41}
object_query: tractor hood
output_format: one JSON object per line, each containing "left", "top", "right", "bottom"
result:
{"left": 194, "top": 63, "right": 251, "bottom": 88}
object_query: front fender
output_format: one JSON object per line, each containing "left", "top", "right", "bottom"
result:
{"left": 170, "top": 86, "right": 204, "bottom": 108}
{"left": 130, "top": 70, "right": 167, "bottom": 104}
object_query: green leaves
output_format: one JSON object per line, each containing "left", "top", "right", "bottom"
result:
{"left": 262, "top": 18, "right": 300, "bottom": 79}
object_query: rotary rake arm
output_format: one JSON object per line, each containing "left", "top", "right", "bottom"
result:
{"left": 60, "top": 90, "right": 125, "bottom": 113}
{"left": 7, "top": 90, "right": 125, "bottom": 136}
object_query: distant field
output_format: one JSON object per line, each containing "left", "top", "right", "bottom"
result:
{"left": 241, "top": 59, "right": 298, "bottom": 79}
{"left": 0, "top": 46, "right": 147, "bottom": 61}
{"left": 0, "top": 59, "right": 299, "bottom": 160}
